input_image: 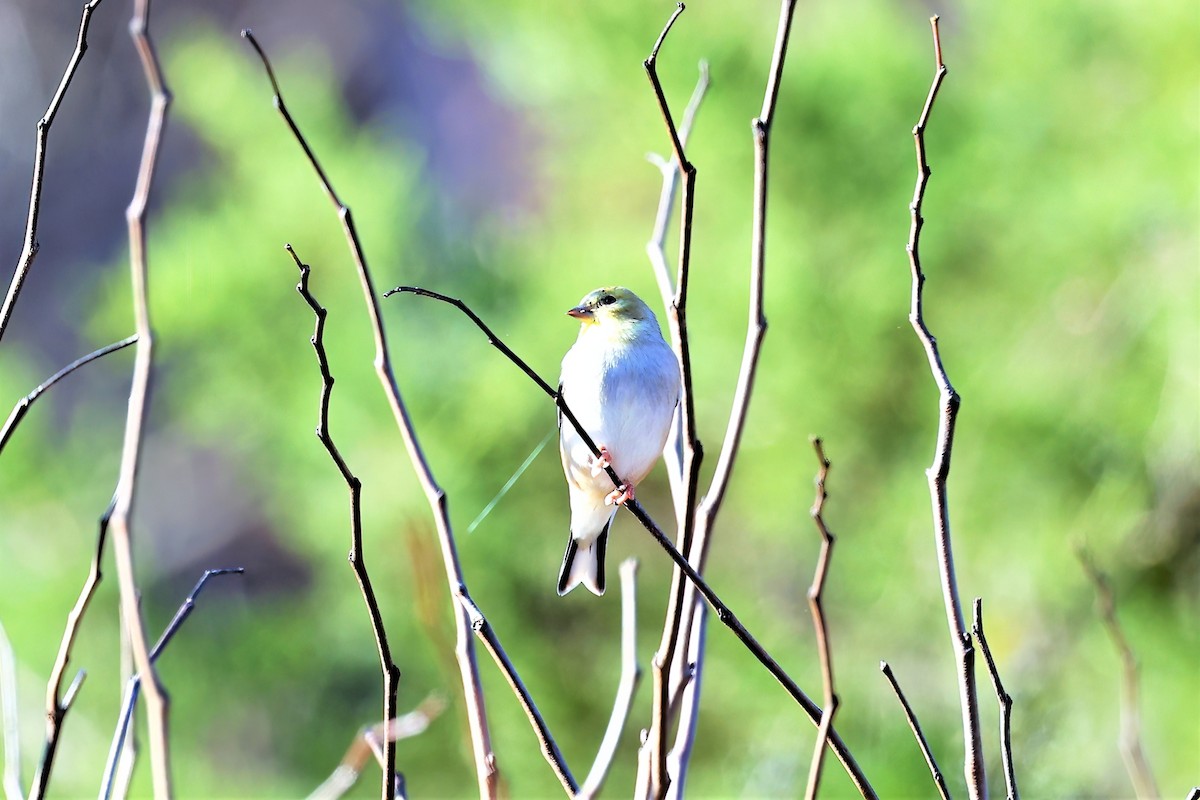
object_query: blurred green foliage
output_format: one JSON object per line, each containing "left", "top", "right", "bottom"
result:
{"left": 1, "top": 0, "right": 1196, "bottom": 797}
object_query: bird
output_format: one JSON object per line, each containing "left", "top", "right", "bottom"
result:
{"left": 557, "top": 286, "right": 680, "bottom": 596}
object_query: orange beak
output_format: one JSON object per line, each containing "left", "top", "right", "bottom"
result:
{"left": 566, "top": 305, "right": 592, "bottom": 320}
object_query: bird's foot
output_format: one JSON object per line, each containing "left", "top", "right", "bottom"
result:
{"left": 589, "top": 446, "right": 612, "bottom": 478}
{"left": 605, "top": 483, "right": 635, "bottom": 506}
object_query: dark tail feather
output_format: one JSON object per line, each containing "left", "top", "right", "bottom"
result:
{"left": 557, "top": 521, "right": 611, "bottom": 596}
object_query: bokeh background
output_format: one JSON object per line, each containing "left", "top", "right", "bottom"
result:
{"left": 0, "top": 0, "right": 1196, "bottom": 797}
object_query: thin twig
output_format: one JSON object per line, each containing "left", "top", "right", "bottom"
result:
{"left": 30, "top": 499, "right": 114, "bottom": 799}
{"left": 971, "top": 599, "right": 1019, "bottom": 800}
{"left": 579, "top": 559, "right": 643, "bottom": 799}
{"left": 285, "top": 245, "right": 401, "bottom": 795}
{"left": 804, "top": 438, "right": 839, "bottom": 800}
{"left": 388, "top": 286, "right": 875, "bottom": 798}
{"left": 881, "top": 662, "right": 951, "bottom": 800}
{"left": 0, "top": 336, "right": 137, "bottom": 455}
{"left": 669, "top": 1, "right": 807, "bottom": 795}
{"left": 641, "top": 8, "right": 706, "bottom": 794}
{"left": 0, "top": 621, "right": 22, "bottom": 800}
{"left": 458, "top": 595, "right": 577, "bottom": 796}
{"left": 242, "top": 31, "right": 497, "bottom": 797}
{"left": 100, "top": 569, "right": 244, "bottom": 800}
{"left": 104, "top": 0, "right": 174, "bottom": 794}
{"left": 0, "top": 0, "right": 106, "bottom": 345}
{"left": 307, "top": 696, "right": 446, "bottom": 800}
{"left": 904, "top": 17, "right": 984, "bottom": 800}
{"left": 1077, "top": 550, "right": 1161, "bottom": 800}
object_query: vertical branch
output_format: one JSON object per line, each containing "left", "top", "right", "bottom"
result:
{"left": 881, "top": 662, "right": 952, "bottom": 800}
{"left": 0, "top": 621, "right": 21, "bottom": 800}
{"left": 971, "top": 600, "right": 1019, "bottom": 800}
{"left": 578, "top": 559, "right": 643, "bottom": 799}
{"left": 107, "top": 0, "right": 173, "bottom": 793}
{"left": 0, "top": 0, "right": 106, "bottom": 345}
{"left": 286, "top": 247, "right": 400, "bottom": 795}
{"left": 1077, "top": 551, "right": 1161, "bottom": 800}
{"left": 904, "top": 17, "right": 984, "bottom": 800}
{"left": 803, "top": 439, "right": 839, "bottom": 800}
{"left": 242, "top": 31, "right": 498, "bottom": 798}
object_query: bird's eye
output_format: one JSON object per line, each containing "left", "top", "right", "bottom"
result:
{"left": 598, "top": 294, "right": 616, "bottom": 306}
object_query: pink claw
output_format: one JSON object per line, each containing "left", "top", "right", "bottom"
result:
{"left": 589, "top": 446, "right": 612, "bottom": 478}
{"left": 605, "top": 483, "right": 635, "bottom": 506}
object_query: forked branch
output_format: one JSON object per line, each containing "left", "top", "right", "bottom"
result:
{"left": 243, "top": 30, "right": 497, "bottom": 797}
{"left": 972, "top": 599, "right": 1019, "bottom": 800}
{"left": 904, "top": 16, "right": 984, "bottom": 799}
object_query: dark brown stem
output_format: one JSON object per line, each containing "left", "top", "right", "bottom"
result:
{"left": 104, "top": 0, "right": 174, "bottom": 794}
{"left": 287, "top": 246, "right": 401, "bottom": 794}
{"left": 0, "top": 0, "right": 106, "bottom": 344}
{"left": 971, "top": 599, "right": 1019, "bottom": 800}
{"left": 904, "top": 17, "right": 984, "bottom": 800}
{"left": 243, "top": 31, "right": 497, "bottom": 797}
{"left": 881, "top": 662, "right": 951, "bottom": 800}
{"left": 804, "top": 438, "right": 839, "bottom": 800}
{"left": 579, "top": 559, "right": 643, "bottom": 799}
{"left": 458, "top": 595, "right": 577, "bottom": 796}
{"left": 0, "top": 336, "right": 137, "bottom": 456}
{"left": 388, "top": 286, "right": 875, "bottom": 798}
{"left": 1077, "top": 550, "right": 1160, "bottom": 800}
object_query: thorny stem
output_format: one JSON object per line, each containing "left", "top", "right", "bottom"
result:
{"left": 904, "top": 16, "right": 984, "bottom": 800}
{"left": 0, "top": 0, "right": 106, "bottom": 345}
{"left": 387, "top": 286, "right": 875, "bottom": 798}
{"left": 243, "top": 31, "right": 496, "bottom": 797}
{"left": 881, "top": 662, "right": 951, "bottom": 800}
{"left": 287, "top": 246, "right": 401, "bottom": 795}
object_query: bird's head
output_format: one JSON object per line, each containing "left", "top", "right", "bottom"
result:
{"left": 566, "top": 287, "right": 655, "bottom": 331}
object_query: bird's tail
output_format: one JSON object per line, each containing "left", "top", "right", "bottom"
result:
{"left": 557, "top": 522, "right": 610, "bottom": 596}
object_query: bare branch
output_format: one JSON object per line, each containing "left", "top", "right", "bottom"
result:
{"left": 804, "top": 438, "right": 840, "bottom": 800}
{"left": 579, "top": 559, "right": 643, "bottom": 799}
{"left": 0, "top": 0, "right": 106, "bottom": 344}
{"left": 641, "top": 8, "right": 706, "bottom": 794}
{"left": 457, "top": 595, "right": 577, "bottom": 796}
{"left": 881, "top": 662, "right": 951, "bottom": 800}
{"left": 971, "top": 599, "right": 1019, "bottom": 800}
{"left": 307, "top": 696, "right": 446, "bottom": 800}
{"left": 0, "top": 621, "right": 22, "bottom": 800}
{"left": 388, "top": 286, "right": 875, "bottom": 798}
{"left": 101, "top": 0, "right": 176, "bottom": 793}
{"left": 30, "top": 499, "right": 114, "bottom": 799}
{"left": 1077, "top": 550, "right": 1161, "bottom": 800}
{"left": 242, "top": 31, "right": 497, "bottom": 797}
{"left": 903, "top": 17, "right": 984, "bottom": 799}
{"left": 100, "top": 569, "right": 244, "bottom": 800}
{"left": 0, "top": 336, "right": 137, "bottom": 456}
{"left": 285, "top": 245, "right": 401, "bottom": 794}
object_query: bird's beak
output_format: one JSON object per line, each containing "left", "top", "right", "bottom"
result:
{"left": 566, "top": 305, "right": 592, "bottom": 320}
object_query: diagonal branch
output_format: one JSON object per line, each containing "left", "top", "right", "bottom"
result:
{"left": 1077, "top": 550, "right": 1160, "bottom": 800}
{"left": 971, "top": 599, "right": 1019, "bottom": 800}
{"left": 904, "top": 17, "right": 984, "bottom": 800}
{"left": 0, "top": 336, "right": 137, "bottom": 456}
{"left": 881, "top": 661, "right": 951, "bottom": 800}
{"left": 0, "top": 0, "right": 107, "bottom": 345}
{"left": 579, "top": 558, "right": 643, "bottom": 799}
{"left": 100, "top": 569, "right": 244, "bottom": 800}
{"left": 457, "top": 595, "right": 577, "bottom": 796}
{"left": 286, "top": 246, "right": 401, "bottom": 796}
{"left": 242, "top": 30, "right": 498, "bottom": 798}
{"left": 804, "top": 438, "right": 840, "bottom": 800}
{"left": 387, "top": 286, "right": 875, "bottom": 798}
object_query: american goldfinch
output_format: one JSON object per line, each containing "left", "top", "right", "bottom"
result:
{"left": 557, "top": 287, "right": 680, "bottom": 596}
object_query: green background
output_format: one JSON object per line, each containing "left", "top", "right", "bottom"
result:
{"left": 0, "top": 0, "right": 1196, "bottom": 797}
